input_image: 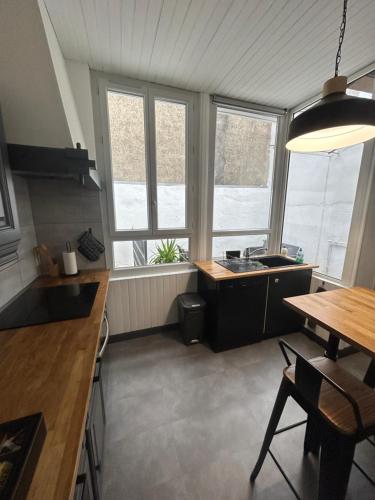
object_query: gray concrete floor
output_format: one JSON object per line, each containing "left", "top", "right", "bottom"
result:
{"left": 102, "top": 331, "right": 375, "bottom": 499}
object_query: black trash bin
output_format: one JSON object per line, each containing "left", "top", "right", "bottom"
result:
{"left": 177, "top": 293, "right": 206, "bottom": 345}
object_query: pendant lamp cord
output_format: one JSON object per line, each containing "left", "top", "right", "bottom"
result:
{"left": 335, "top": 0, "right": 348, "bottom": 76}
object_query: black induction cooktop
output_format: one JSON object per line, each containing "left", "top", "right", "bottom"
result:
{"left": 0, "top": 282, "right": 99, "bottom": 331}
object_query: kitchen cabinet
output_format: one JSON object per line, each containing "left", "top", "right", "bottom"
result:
{"left": 74, "top": 435, "right": 95, "bottom": 500}
{"left": 198, "top": 268, "right": 312, "bottom": 352}
{"left": 264, "top": 270, "right": 312, "bottom": 337}
{"left": 86, "top": 359, "right": 106, "bottom": 499}
{"left": 199, "top": 272, "right": 267, "bottom": 352}
{"left": 75, "top": 356, "right": 106, "bottom": 500}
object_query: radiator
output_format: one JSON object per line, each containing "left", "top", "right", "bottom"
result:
{"left": 106, "top": 271, "right": 197, "bottom": 335}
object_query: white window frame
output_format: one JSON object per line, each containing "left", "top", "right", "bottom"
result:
{"left": 95, "top": 74, "right": 198, "bottom": 276}
{"left": 91, "top": 65, "right": 374, "bottom": 283}
{"left": 206, "top": 96, "right": 288, "bottom": 259}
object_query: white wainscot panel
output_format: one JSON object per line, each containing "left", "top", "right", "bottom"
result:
{"left": 107, "top": 271, "right": 197, "bottom": 336}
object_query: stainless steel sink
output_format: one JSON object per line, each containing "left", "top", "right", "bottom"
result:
{"left": 215, "top": 259, "right": 268, "bottom": 273}
{"left": 255, "top": 256, "right": 301, "bottom": 268}
{"left": 215, "top": 256, "right": 302, "bottom": 273}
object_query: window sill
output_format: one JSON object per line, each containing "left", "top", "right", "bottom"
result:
{"left": 110, "top": 262, "right": 197, "bottom": 281}
{"left": 311, "top": 271, "right": 348, "bottom": 289}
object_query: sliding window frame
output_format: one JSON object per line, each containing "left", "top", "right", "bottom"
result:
{"left": 206, "top": 96, "right": 287, "bottom": 259}
{"left": 96, "top": 74, "right": 198, "bottom": 274}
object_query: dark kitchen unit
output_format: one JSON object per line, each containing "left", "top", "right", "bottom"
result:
{"left": 197, "top": 258, "right": 313, "bottom": 352}
{"left": 0, "top": 270, "right": 110, "bottom": 500}
{"left": 80, "top": 356, "right": 106, "bottom": 500}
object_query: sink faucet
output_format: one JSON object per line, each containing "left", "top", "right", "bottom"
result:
{"left": 244, "top": 247, "right": 268, "bottom": 258}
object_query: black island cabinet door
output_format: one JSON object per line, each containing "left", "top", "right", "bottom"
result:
{"left": 215, "top": 275, "right": 268, "bottom": 351}
{"left": 265, "top": 269, "right": 312, "bottom": 337}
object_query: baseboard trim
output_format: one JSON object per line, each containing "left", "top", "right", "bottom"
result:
{"left": 109, "top": 323, "right": 358, "bottom": 358}
{"left": 108, "top": 323, "right": 179, "bottom": 343}
{"left": 302, "top": 326, "right": 358, "bottom": 358}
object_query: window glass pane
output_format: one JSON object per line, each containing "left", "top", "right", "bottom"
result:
{"left": 107, "top": 91, "right": 148, "bottom": 231}
{"left": 212, "top": 235, "right": 268, "bottom": 260}
{"left": 282, "top": 144, "right": 363, "bottom": 280}
{"left": 347, "top": 74, "right": 374, "bottom": 98}
{"left": 113, "top": 238, "right": 189, "bottom": 268}
{"left": 155, "top": 100, "right": 186, "bottom": 229}
{"left": 0, "top": 188, "right": 8, "bottom": 228}
{"left": 213, "top": 108, "right": 277, "bottom": 231}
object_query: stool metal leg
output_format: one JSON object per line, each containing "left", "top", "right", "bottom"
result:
{"left": 318, "top": 430, "right": 355, "bottom": 500}
{"left": 250, "top": 377, "right": 289, "bottom": 482}
{"left": 304, "top": 415, "right": 320, "bottom": 455}
{"left": 364, "top": 359, "right": 375, "bottom": 388}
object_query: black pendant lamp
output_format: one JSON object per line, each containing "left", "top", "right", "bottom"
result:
{"left": 286, "top": 0, "right": 375, "bottom": 153}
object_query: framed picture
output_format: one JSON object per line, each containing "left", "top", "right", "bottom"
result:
{"left": 0, "top": 413, "right": 46, "bottom": 500}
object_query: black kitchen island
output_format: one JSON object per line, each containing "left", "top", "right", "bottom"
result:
{"left": 196, "top": 257, "right": 317, "bottom": 352}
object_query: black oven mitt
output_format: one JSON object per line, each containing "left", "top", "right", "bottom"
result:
{"left": 78, "top": 228, "right": 105, "bottom": 262}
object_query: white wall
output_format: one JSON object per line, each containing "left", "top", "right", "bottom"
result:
{"left": 0, "top": 0, "right": 71, "bottom": 147}
{"left": 38, "top": 0, "right": 85, "bottom": 149}
{"left": 355, "top": 166, "right": 375, "bottom": 289}
{"left": 0, "top": 0, "right": 86, "bottom": 150}
{"left": 65, "top": 59, "right": 96, "bottom": 159}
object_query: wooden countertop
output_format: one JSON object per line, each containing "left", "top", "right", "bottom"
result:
{"left": 284, "top": 286, "right": 375, "bottom": 359}
{"left": 195, "top": 257, "right": 318, "bottom": 281}
{"left": 0, "top": 269, "right": 110, "bottom": 500}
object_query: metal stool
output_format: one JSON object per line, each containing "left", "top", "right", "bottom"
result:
{"left": 250, "top": 339, "right": 375, "bottom": 500}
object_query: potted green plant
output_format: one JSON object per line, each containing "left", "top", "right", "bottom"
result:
{"left": 150, "top": 239, "right": 188, "bottom": 264}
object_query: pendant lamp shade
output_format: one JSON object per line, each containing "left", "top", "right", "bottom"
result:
{"left": 286, "top": 0, "right": 375, "bottom": 153}
{"left": 286, "top": 89, "right": 375, "bottom": 152}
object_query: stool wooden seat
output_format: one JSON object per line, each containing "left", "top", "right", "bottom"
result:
{"left": 284, "top": 356, "right": 375, "bottom": 436}
{"left": 250, "top": 340, "right": 375, "bottom": 500}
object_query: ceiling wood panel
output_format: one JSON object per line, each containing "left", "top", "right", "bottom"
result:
{"left": 171, "top": 0, "right": 233, "bottom": 86}
{"left": 107, "top": 0, "right": 122, "bottom": 72}
{"left": 250, "top": 0, "right": 374, "bottom": 103}
{"left": 221, "top": 0, "right": 329, "bottom": 95}
{"left": 120, "top": 0, "right": 136, "bottom": 74}
{"left": 43, "top": 0, "right": 375, "bottom": 108}
{"left": 234, "top": 1, "right": 341, "bottom": 100}
{"left": 182, "top": 0, "right": 247, "bottom": 89}
{"left": 147, "top": 0, "right": 179, "bottom": 82}
{"left": 203, "top": 0, "right": 280, "bottom": 92}
{"left": 155, "top": 0, "right": 191, "bottom": 81}
{"left": 164, "top": 0, "right": 209, "bottom": 82}
{"left": 269, "top": 8, "right": 375, "bottom": 103}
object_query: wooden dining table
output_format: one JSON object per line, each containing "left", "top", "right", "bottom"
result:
{"left": 284, "top": 286, "right": 375, "bottom": 387}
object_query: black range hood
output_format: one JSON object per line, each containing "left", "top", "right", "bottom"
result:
{"left": 7, "top": 143, "right": 101, "bottom": 190}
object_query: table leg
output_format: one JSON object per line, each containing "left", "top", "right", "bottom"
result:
{"left": 324, "top": 333, "right": 339, "bottom": 361}
{"left": 363, "top": 359, "right": 375, "bottom": 388}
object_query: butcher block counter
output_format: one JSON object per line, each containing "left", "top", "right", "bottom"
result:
{"left": 0, "top": 269, "right": 110, "bottom": 500}
{"left": 195, "top": 256, "right": 318, "bottom": 281}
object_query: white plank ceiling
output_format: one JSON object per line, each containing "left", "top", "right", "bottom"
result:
{"left": 44, "top": 0, "right": 375, "bottom": 108}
